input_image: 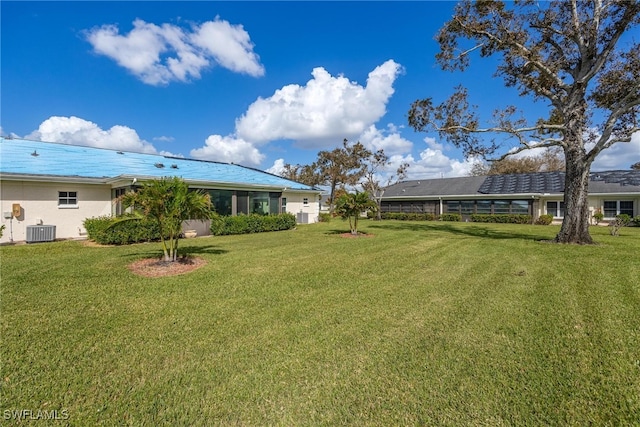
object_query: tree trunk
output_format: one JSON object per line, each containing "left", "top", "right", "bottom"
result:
{"left": 554, "top": 149, "right": 593, "bottom": 244}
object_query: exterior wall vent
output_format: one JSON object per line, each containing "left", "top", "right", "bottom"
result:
{"left": 26, "top": 225, "right": 56, "bottom": 243}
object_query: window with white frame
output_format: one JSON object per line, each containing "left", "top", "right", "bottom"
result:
{"left": 603, "top": 200, "right": 634, "bottom": 218}
{"left": 303, "top": 197, "right": 309, "bottom": 205}
{"left": 546, "top": 201, "right": 565, "bottom": 218}
{"left": 58, "top": 191, "right": 77, "bottom": 207}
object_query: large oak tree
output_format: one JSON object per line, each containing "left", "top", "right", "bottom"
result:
{"left": 408, "top": 0, "right": 640, "bottom": 244}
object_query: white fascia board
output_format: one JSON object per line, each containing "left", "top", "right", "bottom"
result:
{"left": 0, "top": 172, "right": 107, "bottom": 185}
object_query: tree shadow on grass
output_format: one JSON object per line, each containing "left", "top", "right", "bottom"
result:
{"left": 121, "top": 244, "right": 228, "bottom": 260}
{"left": 367, "top": 221, "right": 552, "bottom": 241}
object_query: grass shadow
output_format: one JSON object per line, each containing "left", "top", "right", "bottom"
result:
{"left": 367, "top": 221, "right": 552, "bottom": 241}
{"left": 121, "top": 244, "right": 228, "bottom": 260}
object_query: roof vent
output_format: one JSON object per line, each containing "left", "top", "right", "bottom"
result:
{"left": 117, "top": 151, "right": 124, "bottom": 155}
{"left": 170, "top": 164, "right": 178, "bottom": 169}
{"left": 31, "top": 150, "right": 39, "bottom": 157}
{"left": 155, "top": 163, "right": 165, "bottom": 168}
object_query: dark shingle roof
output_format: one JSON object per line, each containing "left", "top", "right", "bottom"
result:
{"left": 479, "top": 172, "right": 565, "bottom": 194}
{"left": 384, "top": 176, "right": 487, "bottom": 197}
{"left": 384, "top": 170, "right": 640, "bottom": 199}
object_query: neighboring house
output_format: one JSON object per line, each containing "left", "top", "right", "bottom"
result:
{"left": 381, "top": 171, "right": 640, "bottom": 223}
{"left": 0, "top": 137, "right": 321, "bottom": 244}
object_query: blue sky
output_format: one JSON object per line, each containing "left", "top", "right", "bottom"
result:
{"left": 2, "top": 1, "right": 638, "bottom": 180}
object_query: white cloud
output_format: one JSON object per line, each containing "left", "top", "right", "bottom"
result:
{"left": 235, "top": 60, "right": 403, "bottom": 146}
{"left": 592, "top": 131, "right": 640, "bottom": 170}
{"left": 85, "top": 17, "right": 263, "bottom": 86}
{"left": 393, "top": 139, "right": 478, "bottom": 180}
{"left": 190, "top": 134, "right": 264, "bottom": 166}
{"left": 26, "top": 116, "right": 159, "bottom": 153}
{"left": 190, "top": 18, "right": 264, "bottom": 77}
{"left": 358, "top": 124, "right": 413, "bottom": 156}
{"left": 266, "top": 158, "right": 286, "bottom": 176}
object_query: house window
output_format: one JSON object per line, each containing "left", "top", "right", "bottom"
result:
{"left": 281, "top": 198, "right": 287, "bottom": 213}
{"left": 604, "top": 200, "right": 634, "bottom": 218}
{"left": 547, "top": 201, "right": 565, "bottom": 218}
{"left": 445, "top": 201, "right": 461, "bottom": 214}
{"left": 460, "top": 201, "right": 475, "bottom": 215}
{"left": 493, "top": 200, "right": 510, "bottom": 214}
{"left": 476, "top": 201, "right": 492, "bottom": 214}
{"left": 58, "top": 191, "right": 77, "bottom": 207}
{"left": 113, "top": 188, "right": 127, "bottom": 215}
{"left": 511, "top": 200, "right": 530, "bottom": 215}
{"left": 207, "top": 189, "right": 233, "bottom": 216}
{"left": 303, "top": 198, "right": 309, "bottom": 205}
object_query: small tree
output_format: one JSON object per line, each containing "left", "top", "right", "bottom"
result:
{"left": 334, "top": 191, "right": 377, "bottom": 236}
{"left": 119, "top": 177, "right": 212, "bottom": 262}
{"left": 609, "top": 214, "right": 631, "bottom": 236}
{"left": 361, "top": 149, "right": 409, "bottom": 220}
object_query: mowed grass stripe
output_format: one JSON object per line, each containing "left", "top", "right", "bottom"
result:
{"left": 1, "top": 221, "right": 638, "bottom": 425}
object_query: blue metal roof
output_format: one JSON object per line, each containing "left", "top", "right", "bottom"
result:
{"left": 0, "top": 137, "right": 316, "bottom": 191}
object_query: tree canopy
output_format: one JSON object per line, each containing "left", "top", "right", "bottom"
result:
{"left": 408, "top": 0, "right": 640, "bottom": 244}
{"left": 281, "top": 139, "right": 372, "bottom": 212}
{"left": 470, "top": 148, "right": 565, "bottom": 176}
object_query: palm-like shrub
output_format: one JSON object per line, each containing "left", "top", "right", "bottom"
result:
{"left": 119, "top": 177, "right": 212, "bottom": 261}
{"left": 334, "top": 191, "right": 377, "bottom": 235}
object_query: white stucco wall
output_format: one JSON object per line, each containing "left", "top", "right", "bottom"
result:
{"left": 539, "top": 195, "right": 640, "bottom": 225}
{"left": 0, "top": 180, "right": 112, "bottom": 243}
{"left": 284, "top": 191, "right": 320, "bottom": 224}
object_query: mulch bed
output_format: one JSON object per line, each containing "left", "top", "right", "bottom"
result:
{"left": 128, "top": 256, "right": 207, "bottom": 278}
{"left": 339, "top": 232, "right": 374, "bottom": 238}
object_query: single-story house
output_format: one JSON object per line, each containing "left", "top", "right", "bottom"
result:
{"left": 381, "top": 171, "right": 640, "bottom": 223}
{"left": 0, "top": 137, "right": 321, "bottom": 244}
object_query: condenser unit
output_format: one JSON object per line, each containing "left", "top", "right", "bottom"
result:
{"left": 26, "top": 225, "right": 56, "bottom": 243}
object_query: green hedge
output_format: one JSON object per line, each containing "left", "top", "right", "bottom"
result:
{"left": 378, "top": 212, "right": 438, "bottom": 221}
{"left": 84, "top": 215, "right": 162, "bottom": 245}
{"left": 440, "top": 213, "right": 462, "bottom": 222}
{"left": 535, "top": 214, "right": 554, "bottom": 225}
{"left": 318, "top": 212, "right": 332, "bottom": 223}
{"left": 210, "top": 213, "right": 296, "bottom": 236}
{"left": 470, "top": 214, "right": 532, "bottom": 224}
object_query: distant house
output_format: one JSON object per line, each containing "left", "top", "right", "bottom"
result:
{"left": 0, "top": 138, "right": 321, "bottom": 243}
{"left": 381, "top": 171, "right": 640, "bottom": 223}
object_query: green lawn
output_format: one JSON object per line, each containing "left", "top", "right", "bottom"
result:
{"left": 1, "top": 221, "right": 639, "bottom": 426}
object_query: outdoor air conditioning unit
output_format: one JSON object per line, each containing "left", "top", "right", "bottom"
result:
{"left": 26, "top": 225, "right": 56, "bottom": 243}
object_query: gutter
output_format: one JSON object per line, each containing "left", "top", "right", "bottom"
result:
{"left": 0, "top": 172, "right": 107, "bottom": 185}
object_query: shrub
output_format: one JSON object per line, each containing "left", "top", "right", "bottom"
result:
{"left": 380, "top": 212, "right": 438, "bottom": 221}
{"left": 592, "top": 209, "right": 605, "bottom": 225}
{"left": 0, "top": 224, "right": 5, "bottom": 239}
{"left": 535, "top": 214, "right": 554, "bottom": 225}
{"left": 609, "top": 214, "right": 631, "bottom": 236}
{"left": 210, "top": 213, "right": 296, "bottom": 236}
{"left": 440, "top": 213, "right": 462, "bottom": 222}
{"left": 632, "top": 215, "right": 640, "bottom": 227}
{"left": 84, "top": 215, "right": 162, "bottom": 245}
{"left": 470, "top": 214, "right": 532, "bottom": 224}
{"left": 318, "top": 212, "right": 332, "bottom": 223}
